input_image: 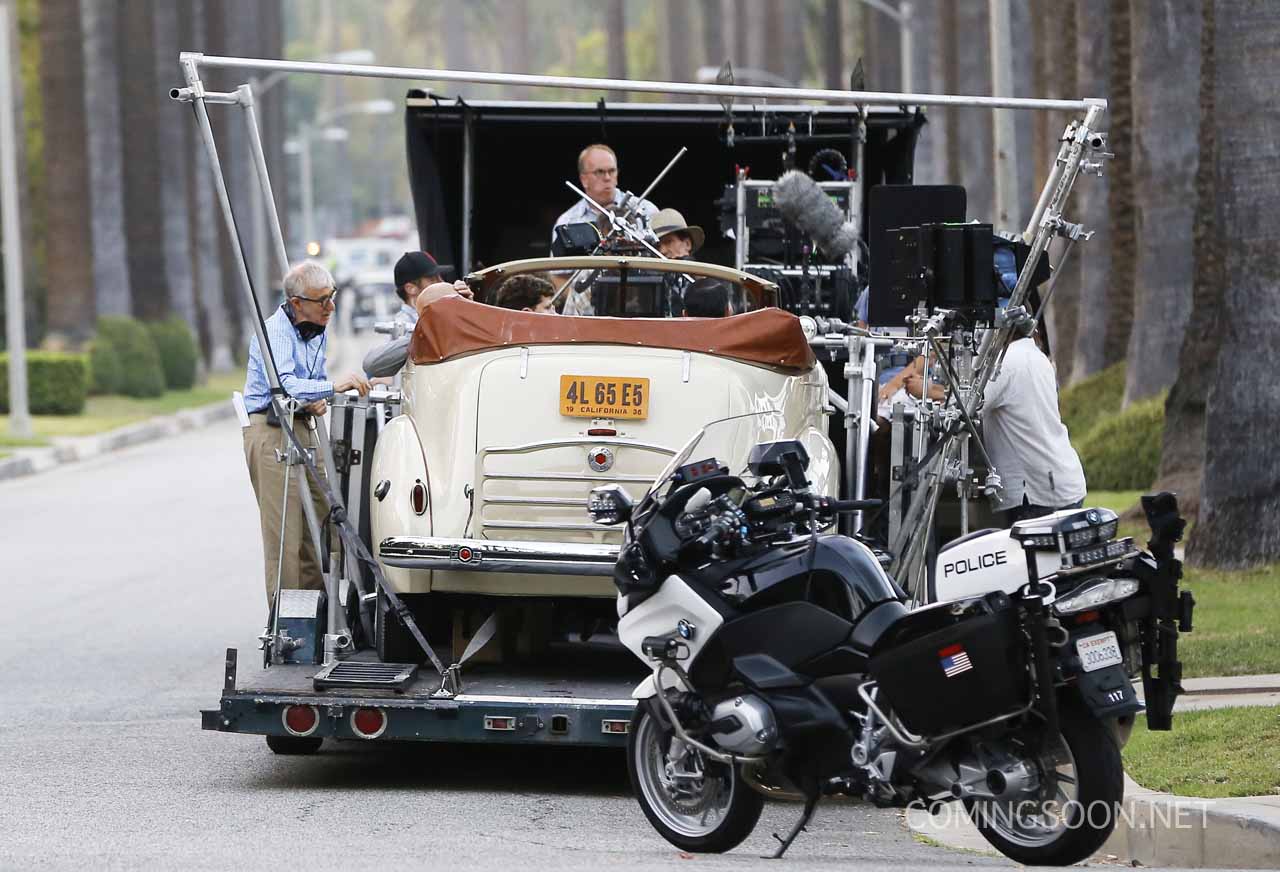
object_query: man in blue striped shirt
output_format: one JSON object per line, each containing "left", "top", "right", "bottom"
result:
{"left": 243, "top": 261, "right": 371, "bottom": 602}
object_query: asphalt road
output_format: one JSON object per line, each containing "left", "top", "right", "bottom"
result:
{"left": 0, "top": 415, "right": 1206, "bottom": 870}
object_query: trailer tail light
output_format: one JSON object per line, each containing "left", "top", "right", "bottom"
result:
{"left": 601, "top": 719, "right": 630, "bottom": 735}
{"left": 410, "top": 480, "right": 428, "bottom": 515}
{"left": 282, "top": 704, "right": 320, "bottom": 737}
{"left": 350, "top": 707, "right": 388, "bottom": 739}
{"left": 483, "top": 716, "right": 517, "bottom": 731}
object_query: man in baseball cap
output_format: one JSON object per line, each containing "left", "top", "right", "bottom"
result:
{"left": 392, "top": 251, "right": 443, "bottom": 325}
{"left": 651, "top": 209, "right": 705, "bottom": 260}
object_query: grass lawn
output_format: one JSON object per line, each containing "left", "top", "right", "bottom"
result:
{"left": 1123, "top": 705, "right": 1280, "bottom": 798}
{"left": 0, "top": 372, "right": 242, "bottom": 447}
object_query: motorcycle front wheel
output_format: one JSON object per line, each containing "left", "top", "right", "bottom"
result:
{"left": 965, "top": 707, "right": 1124, "bottom": 866}
{"left": 627, "top": 706, "right": 764, "bottom": 853}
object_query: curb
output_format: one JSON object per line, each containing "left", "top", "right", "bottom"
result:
{"left": 905, "top": 775, "right": 1280, "bottom": 868}
{"left": 0, "top": 400, "right": 234, "bottom": 482}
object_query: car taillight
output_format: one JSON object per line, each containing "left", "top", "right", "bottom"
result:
{"left": 282, "top": 704, "right": 319, "bottom": 737}
{"left": 350, "top": 707, "right": 388, "bottom": 739}
{"left": 411, "top": 480, "right": 428, "bottom": 515}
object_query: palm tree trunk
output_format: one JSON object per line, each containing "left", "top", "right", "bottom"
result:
{"left": 1156, "top": 0, "right": 1218, "bottom": 525}
{"left": 701, "top": 0, "right": 726, "bottom": 69}
{"left": 665, "top": 0, "right": 694, "bottom": 83}
{"left": 80, "top": 0, "right": 131, "bottom": 319}
{"left": 1069, "top": 0, "right": 1111, "bottom": 383}
{"left": 821, "top": 0, "right": 843, "bottom": 90}
{"left": 153, "top": 0, "right": 197, "bottom": 331}
{"left": 1101, "top": 0, "right": 1134, "bottom": 367}
{"left": 182, "top": 0, "right": 232, "bottom": 372}
{"left": 948, "top": 1, "right": 993, "bottom": 222}
{"left": 1186, "top": 0, "right": 1280, "bottom": 569}
{"left": 1121, "top": 0, "right": 1201, "bottom": 407}
{"left": 909, "top": 0, "right": 947, "bottom": 185}
{"left": 119, "top": 0, "right": 169, "bottom": 323}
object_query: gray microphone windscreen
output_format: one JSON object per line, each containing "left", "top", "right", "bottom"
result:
{"left": 771, "top": 170, "right": 858, "bottom": 261}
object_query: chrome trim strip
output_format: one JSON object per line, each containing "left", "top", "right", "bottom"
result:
{"left": 482, "top": 472, "right": 654, "bottom": 483}
{"left": 457, "top": 694, "right": 637, "bottom": 707}
{"left": 379, "top": 536, "right": 619, "bottom": 576}
{"left": 482, "top": 496, "right": 600, "bottom": 507}
{"left": 481, "top": 521, "right": 609, "bottom": 532}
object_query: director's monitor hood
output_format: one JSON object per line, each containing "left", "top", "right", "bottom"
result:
{"left": 403, "top": 96, "right": 923, "bottom": 274}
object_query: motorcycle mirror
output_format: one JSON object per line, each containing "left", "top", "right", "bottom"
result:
{"left": 587, "top": 484, "right": 634, "bottom": 526}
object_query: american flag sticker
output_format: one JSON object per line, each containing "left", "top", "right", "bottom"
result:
{"left": 939, "top": 644, "right": 973, "bottom": 678}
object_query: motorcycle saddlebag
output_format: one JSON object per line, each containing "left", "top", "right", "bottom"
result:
{"left": 867, "top": 593, "right": 1029, "bottom": 737}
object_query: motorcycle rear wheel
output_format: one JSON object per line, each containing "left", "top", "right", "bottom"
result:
{"left": 627, "top": 706, "right": 764, "bottom": 853}
{"left": 965, "top": 708, "right": 1123, "bottom": 866}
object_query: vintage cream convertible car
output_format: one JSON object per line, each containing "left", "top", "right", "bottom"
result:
{"left": 367, "top": 257, "right": 838, "bottom": 661}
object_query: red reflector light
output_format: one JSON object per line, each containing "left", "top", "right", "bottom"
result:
{"left": 484, "top": 716, "right": 517, "bottom": 731}
{"left": 282, "top": 704, "right": 319, "bottom": 737}
{"left": 594, "top": 453, "right": 608, "bottom": 465}
{"left": 350, "top": 707, "right": 388, "bottom": 739}
{"left": 1074, "top": 610, "right": 1101, "bottom": 624}
{"left": 587, "top": 428, "right": 616, "bottom": 436}
{"left": 601, "top": 719, "right": 630, "bottom": 734}
{"left": 410, "top": 480, "right": 428, "bottom": 515}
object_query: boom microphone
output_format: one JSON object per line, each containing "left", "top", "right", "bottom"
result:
{"left": 771, "top": 170, "right": 859, "bottom": 261}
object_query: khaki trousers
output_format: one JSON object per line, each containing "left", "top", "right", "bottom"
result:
{"left": 243, "top": 415, "right": 330, "bottom": 603}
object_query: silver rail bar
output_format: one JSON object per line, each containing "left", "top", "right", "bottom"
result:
{"left": 380, "top": 536, "right": 619, "bottom": 576}
{"left": 182, "top": 52, "right": 1103, "bottom": 112}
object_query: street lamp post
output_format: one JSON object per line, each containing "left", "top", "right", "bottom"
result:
{"left": 246, "top": 49, "right": 375, "bottom": 299}
{"left": 288, "top": 99, "right": 395, "bottom": 255}
{"left": 0, "top": 3, "right": 30, "bottom": 438}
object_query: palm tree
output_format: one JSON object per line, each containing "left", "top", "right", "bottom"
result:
{"left": 80, "top": 0, "right": 132, "bottom": 318}
{"left": 1160, "top": 0, "right": 1219, "bottom": 539}
{"left": 119, "top": 0, "right": 169, "bottom": 323}
{"left": 153, "top": 0, "right": 197, "bottom": 332}
{"left": 38, "top": 0, "right": 94, "bottom": 343}
{"left": 1187, "top": 0, "right": 1278, "bottom": 568}
{"left": 1101, "top": 0, "right": 1133, "bottom": 368}
{"left": 1121, "top": 0, "right": 1202, "bottom": 406}
{"left": 948, "top": 0, "right": 993, "bottom": 222}
{"left": 1068, "top": 0, "right": 1111, "bottom": 384}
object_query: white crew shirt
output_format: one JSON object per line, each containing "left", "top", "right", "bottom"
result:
{"left": 551, "top": 188, "right": 658, "bottom": 250}
{"left": 981, "top": 337, "right": 1087, "bottom": 512}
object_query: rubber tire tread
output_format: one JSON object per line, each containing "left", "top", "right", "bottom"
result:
{"left": 967, "top": 707, "right": 1124, "bottom": 866}
{"left": 626, "top": 706, "right": 764, "bottom": 854}
{"left": 266, "top": 735, "right": 324, "bottom": 755}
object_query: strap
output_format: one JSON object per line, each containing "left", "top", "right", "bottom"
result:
{"left": 273, "top": 400, "right": 447, "bottom": 676}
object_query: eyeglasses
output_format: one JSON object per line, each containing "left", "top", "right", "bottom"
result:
{"left": 295, "top": 288, "right": 338, "bottom": 308}
{"left": 587, "top": 167, "right": 618, "bottom": 179}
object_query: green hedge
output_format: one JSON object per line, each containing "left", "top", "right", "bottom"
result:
{"left": 94, "top": 316, "right": 164, "bottom": 398}
{"left": 0, "top": 351, "right": 89, "bottom": 415}
{"left": 1077, "top": 393, "right": 1166, "bottom": 491}
{"left": 88, "top": 339, "right": 122, "bottom": 395}
{"left": 146, "top": 317, "right": 199, "bottom": 390}
{"left": 1060, "top": 362, "right": 1126, "bottom": 442}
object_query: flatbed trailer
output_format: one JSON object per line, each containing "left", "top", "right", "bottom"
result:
{"left": 203, "top": 649, "right": 640, "bottom": 748}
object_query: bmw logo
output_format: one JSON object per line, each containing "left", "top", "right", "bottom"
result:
{"left": 588, "top": 446, "right": 615, "bottom": 472}
{"left": 1087, "top": 510, "right": 1100, "bottom": 524}
{"left": 677, "top": 619, "right": 696, "bottom": 640}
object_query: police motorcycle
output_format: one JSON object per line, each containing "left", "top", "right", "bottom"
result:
{"left": 587, "top": 411, "right": 1193, "bottom": 865}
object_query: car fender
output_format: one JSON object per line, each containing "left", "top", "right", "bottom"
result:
{"left": 369, "top": 413, "right": 432, "bottom": 592}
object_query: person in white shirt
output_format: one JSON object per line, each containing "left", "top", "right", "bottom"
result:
{"left": 551, "top": 143, "right": 658, "bottom": 245}
{"left": 980, "top": 335, "right": 1087, "bottom": 524}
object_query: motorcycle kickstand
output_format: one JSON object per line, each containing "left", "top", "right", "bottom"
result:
{"left": 768, "top": 791, "right": 820, "bottom": 859}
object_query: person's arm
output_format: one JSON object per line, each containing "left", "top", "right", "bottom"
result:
{"left": 363, "top": 336, "right": 411, "bottom": 378}
{"left": 878, "top": 355, "right": 925, "bottom": 402}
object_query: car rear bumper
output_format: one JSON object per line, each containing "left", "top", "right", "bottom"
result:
{"left": 379, "top": 536, "right": 619, "bottom": 576}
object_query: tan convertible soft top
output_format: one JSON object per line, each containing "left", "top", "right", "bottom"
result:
{"left": 409, "top": 296, "right": 818, "bottom": 373}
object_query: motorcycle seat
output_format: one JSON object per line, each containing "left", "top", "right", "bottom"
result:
{"left": 849, "top": 599, "right": 910, "bottom": 652}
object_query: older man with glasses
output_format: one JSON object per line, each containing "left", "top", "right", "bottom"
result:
{"left": 242, "top": 260, "right": 371, "bottom": 602}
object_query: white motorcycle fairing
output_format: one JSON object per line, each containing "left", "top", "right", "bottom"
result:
{"left": 618, "top": 574, "right": 726, "bottom": 700}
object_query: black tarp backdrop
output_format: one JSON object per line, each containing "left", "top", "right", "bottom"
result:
{"left": 403, "top": 95, "right": 923, "bottom": 282}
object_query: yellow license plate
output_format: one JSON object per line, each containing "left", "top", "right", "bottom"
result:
{"left": 559, "top": 375, "right": 650, "bottom": 419}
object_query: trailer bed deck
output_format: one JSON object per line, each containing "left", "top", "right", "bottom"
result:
{"left": 202, "top": 648, "right": 642, "bottom": 747}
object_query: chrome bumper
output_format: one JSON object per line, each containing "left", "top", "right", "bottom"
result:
{"left": 378, "top": 536, "right": 620, "bottom": 576}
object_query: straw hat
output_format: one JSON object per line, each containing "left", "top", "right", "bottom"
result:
{"left": 650, "top": 208, "right": 705, "bottom": 253}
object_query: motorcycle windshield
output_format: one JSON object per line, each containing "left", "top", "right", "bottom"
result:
{"left": 643, "top": 409, "right": 790, "bottom": 507}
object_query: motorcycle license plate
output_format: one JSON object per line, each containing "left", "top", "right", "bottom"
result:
{"left": 560, "top": 375, "right": 649, "bottom": 420}
{"left": 1076, "top": 631, "right": 1123, "bottom": 673}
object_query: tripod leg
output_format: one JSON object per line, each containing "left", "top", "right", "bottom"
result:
{"left": 769, "top": 792, "right": 820, "bottom": 859}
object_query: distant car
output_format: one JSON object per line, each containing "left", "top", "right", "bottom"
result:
{"left": 367, "top": 255, "right": 839, "bottom": 660}
{"left": 345, "top": 271, "right": 397, "bottom": 332}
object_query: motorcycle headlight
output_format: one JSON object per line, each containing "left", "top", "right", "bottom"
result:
{"left": 1053, "top": 577, "right": 1140, "bottom": 615}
